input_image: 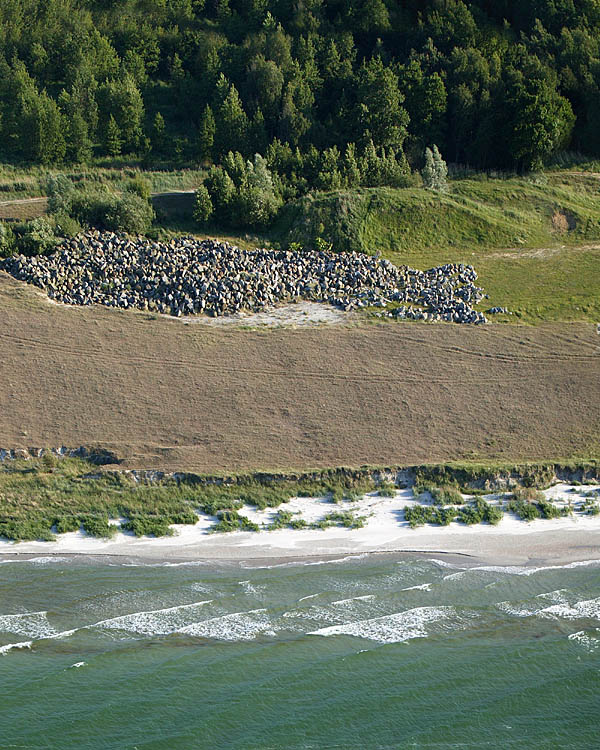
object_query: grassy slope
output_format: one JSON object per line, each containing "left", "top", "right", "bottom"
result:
{"left": 273, "top": 172, "right": 600, "bottom": 323}
{"left": 1, "top": 164, "right": 599, "bottom": 323}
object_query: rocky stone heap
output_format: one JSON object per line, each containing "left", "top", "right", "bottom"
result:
{"left": 1, "top": 231, "right": 487, "bottom": 323}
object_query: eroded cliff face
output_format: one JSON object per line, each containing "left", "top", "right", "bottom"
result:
{"left": 1, "top": 447, "right": 597, "bottom": 493}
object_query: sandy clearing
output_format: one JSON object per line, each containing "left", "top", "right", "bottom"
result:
{"left": 180, "top": 301, "right": 356, "bottom": 328}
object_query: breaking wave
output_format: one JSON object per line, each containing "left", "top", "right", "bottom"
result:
{"left": 308, "top": 606, "right": 464, "bottom": 644}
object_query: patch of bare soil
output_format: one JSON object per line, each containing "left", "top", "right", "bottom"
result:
{"left": 0, "top": 270, "right": 598, "bottom": 473}
{"left": 488, "top": 242, "right": 600, "bottom": 260}
{"left": 181, "top": 301, "right": 355, "bottom": 328}
{"left": 0, "top": 197, "right": 47, "bottom": 221}
{"left": 551, "top": 209, "right": 577, "bottom": 233}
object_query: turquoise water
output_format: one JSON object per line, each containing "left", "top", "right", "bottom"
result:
{"left": 0, "top": 553, "right": 598, "bottom": 749}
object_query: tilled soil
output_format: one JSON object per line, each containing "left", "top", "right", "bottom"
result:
{"left": 1, "top": 270, "right": 598, "bottom": 472}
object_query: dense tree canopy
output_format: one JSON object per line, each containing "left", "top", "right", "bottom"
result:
{"left": 0, "top": 0, "right": 597, "bottom": 175}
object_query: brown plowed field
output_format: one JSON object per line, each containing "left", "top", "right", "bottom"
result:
{"left": 1, "top": 270, "right": 599, "bottom": 472}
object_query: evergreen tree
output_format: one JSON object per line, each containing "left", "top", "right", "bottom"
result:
{"left": 98, "top": 76, "right": 144, "bottom": 154}
{"left": 198, "top": 104, "right": 215, "bottom": 162}
{"left": 205, "top": 166, "right": 235, "bottom": 217}
{"left": 343, "top": 143, "right": 362, "bottom": 187}
{"left": 151, "top": 112, "right": 166, "bottom": 153}
{"left": 359, "top": 0, "right": 391, "bottom": 34}
{"left": 104, "top": 115, "right": 122, "bottom": 157}
{"left": 250, "top": 108, "right": 268, "bottom": 155}
{"left": 67, "top": 111, "right": 93, "bottom": 163}
{"left": 316, "top": 147, "right": 343, "bottom": 190}
{"left": 238, "top": 153, "right": 282, "bottom": 228}
{"left": 355, "top": 57, "right": 409, "bottom": 151}
{"left": 422, "top": 145, "right": 448, "bottom": 190}
{"left": 432, "top": 146, "right": 448, "bottom": 190}
{"left": 21, "top": 92, "right": 66, "bottom": 165}
{"left": 215, "top": 83, "right": 249, "bottom": 156}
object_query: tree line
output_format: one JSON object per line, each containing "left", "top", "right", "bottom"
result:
{"left": 0, "top": 0, "right": 597, "bottom": 178}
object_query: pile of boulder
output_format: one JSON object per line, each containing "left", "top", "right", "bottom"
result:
{"left": 1, "top": 231, "right": 487, "bottom": 324}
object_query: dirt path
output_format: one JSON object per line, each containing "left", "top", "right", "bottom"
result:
{"left": 486, "top": 242, "right": 600, "bottom": 259}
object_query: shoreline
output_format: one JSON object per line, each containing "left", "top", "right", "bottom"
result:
{"left": 1, "top": 479, "right": 598, "bottom": 568}
{"left": 1, "top": 518, "right": 598, "bottom": 569}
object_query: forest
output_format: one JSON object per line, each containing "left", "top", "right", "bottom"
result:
{"left": 0, "top": 0, "right": 598, "bottom": 177}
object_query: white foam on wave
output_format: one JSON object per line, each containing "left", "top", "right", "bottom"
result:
{"left": 442, "top": 571, "right": 466, "bottom": 581}
{"left": 237, "top": 580, "right": 265, "bottom": 596}
{"left": 331, "top": 595, "right": 374, "bottom": 605}
{"left": 535, "top": 589, "right": 570, "bottom": 605}
{"left": 190, "top": 582, "right": 212, "bottom": 594}
{"left": 179, "top": 608, "right": 275, "bottom": 641}
{"left": 94, "top": 600, "right": 213, "bottom": 636}
{"left": 298, "top": 593, "right": 320, "bottom": 602}
{"left": 498, "top": 593, "right": 600, "bottom": 621}
{"left": 308, "top": 606, "right": 459, "bottom": 644}
{"left": 541, "top": 596, "right": 600, "bottom": 621}
{"left": 0, "top": 640, "right": 32, "bottom": 655}
{"left": 466, "top": 559, "right": 600, "bottom": 577}
{"left": 241, "top": 553, "right": 370, "bottom": 570}
{"left": 0, "top": 556, "right": 69, "bottom": 565}
{"left": 429, "top": 558, "right": 465, "bottom": 570}
{"left": 0, "top": 611, "right": 56, "bottom": 638}
{"left": 568, "top": 630, "right": 600, "bottom": 653}
{"left": 402, "top": 583, "right": 433, "bottom": 592}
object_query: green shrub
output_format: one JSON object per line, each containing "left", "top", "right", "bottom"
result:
{"left": 14, "top": 217, "right": 58, "bottom": 256}
{"left": 238, "top": 487, "right": 290, "bottom": 510}
{"left": 198, "top": 495, "right": 243, "bottom": 516}
{"left": 46, "top": 174, "right": 75, "bottom": 215}
{"left": 104, "top": 192, "right": 154, "bottom": 234}
{"left": 0, "top": 519, "right": 55, "bottom": 541}
{"left": 41, "top": 452, "right": 58, "bottom": 471}
{"left": 458, "top": 498, "right": 503, "bottom": 525}
{"left": 54, "top": 516, "right": 81, "bottom": 534}
{"left": 404, "top": 504, "right": 435, "bottom": 528}
{"left": 0, "top": 222, "right": 16, "bottom": 257}
{"left": 121, "top": 516, "right": 174, "bottom": 537}
{"left": 537, "top": 500, "right": 561, "bottom": 519}
{"left": 81, "top": 514, "right": 117, "bottom": 538}
{"left": 378, "top": 481, "right": 396, "bottom": 497}
{"left": 311, "top": 511, "right": 366, "bottom": 530}
{"left": 211, "top": 510, "right": 259, "bottom": 533}
{"left": 330, "top": 486, "right": 344, "bottom": 503}
{"left": 432, "top": 507, "right": 458, "bottom": 525}
{"left": 125, "top": 176, "right": 151, "bottom": 202}
{"left": 267, "top": 510, "right": 293, "bottom": 530}
{"left": 52, "top": 212, "right": 82, "bottom": 238}
{"left": 193, "top": 185, "right": 214, "bottom": 224}
{"left": 290, "top": 518, "right": 308, "bottom": 529}
{"left": 485, "top": 504, "right": 504, "bottom": 525}
{"left": 507, "top": 499, "right": 541, "bottom": 521}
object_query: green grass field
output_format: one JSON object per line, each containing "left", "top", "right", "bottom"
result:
{"left": 1, "top": 164, "right": 599, "bottom": 323}
{"left": 271, "top": 172, "right": 600, "bottom": 323}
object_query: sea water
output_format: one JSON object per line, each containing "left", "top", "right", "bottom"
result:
{"left": 0, "top": 554, "right": 598, "bottom": 749}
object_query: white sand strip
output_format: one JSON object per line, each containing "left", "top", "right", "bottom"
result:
{"left": 0, "top": 484, "right": 599, "bottom": 566}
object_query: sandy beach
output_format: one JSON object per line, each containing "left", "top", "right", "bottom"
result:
{"left": 1, "top": 482, "right": 598, "bottom": 567}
